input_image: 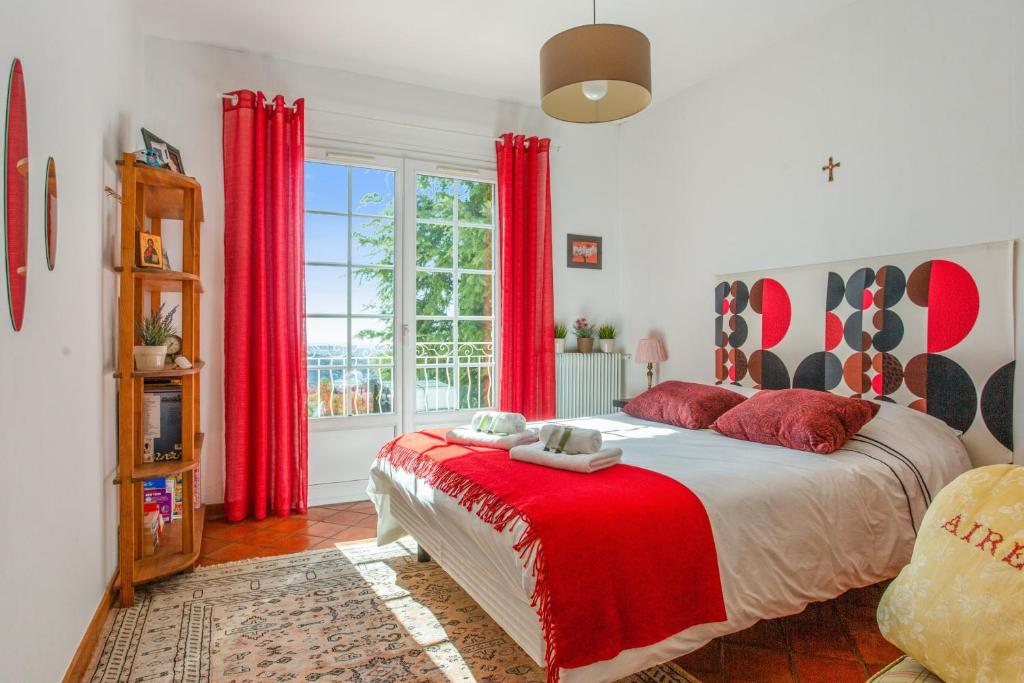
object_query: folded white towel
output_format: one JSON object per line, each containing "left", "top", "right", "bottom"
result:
{"left": 510, "top": 445, "right": 623, "bottom": 473}
{"left": 538, "top": 424, "right": 603, "bottom": 455}
{"left": 446, "top": 427, "right": 539, "bottom": 450}
{"left": 471, "top": 411, "right": 528, "bottom": 435}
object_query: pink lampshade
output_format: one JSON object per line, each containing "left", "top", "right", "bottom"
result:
{"left": 634, "top": 338, "right": 667, "bottom": 364}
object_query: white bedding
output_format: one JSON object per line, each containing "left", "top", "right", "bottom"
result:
{"left": 368, "top": 401, "right": 971, "bottom": 683}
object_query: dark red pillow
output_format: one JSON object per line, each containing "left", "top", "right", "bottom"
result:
{"left": 709, "top": 388, "right": 880, "bottom": 454}
{"left": 624, "top": 381, "right": 747, "bottom": 429}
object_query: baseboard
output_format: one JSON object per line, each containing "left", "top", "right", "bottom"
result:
{"left": 205, "top": 502, "right": 225, "bottom": 521}
{"left": 308, "top": 479, "right": 370, "bottom": 507}
{"left": 63, "top": 571, "right": 118, "bottom": 683}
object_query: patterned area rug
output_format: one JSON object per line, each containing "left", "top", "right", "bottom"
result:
{"left": 87, "top": 539, "right": 700, "bottom": 682}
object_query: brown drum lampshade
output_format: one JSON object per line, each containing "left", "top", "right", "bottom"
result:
{"left": 539, "top": 23, "right": 651, "bottom": 124}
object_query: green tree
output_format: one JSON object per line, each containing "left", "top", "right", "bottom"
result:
{"left": 352, "top": 175, "right": 495, "bottom": 407}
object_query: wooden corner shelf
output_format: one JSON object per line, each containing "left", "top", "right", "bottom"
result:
{"left": 114, "top": 160, "right": 205, "bottom": 221}
{"left": 115, "top": 152, "right": 205, "bottom": 607}
{"left": 114, "top": 359, "right": 205, "bottom": 379}
{"left": 115, "top": 266, "right": 204, "bottom": 293}
{"left": 114, "top": 459, "right": 196, "bottom": 485}
{"left": 113, "top": 432, "right": 203, "bottom": 484}
{"left": 134, "top": 505, "right": 206, "bottom": 585}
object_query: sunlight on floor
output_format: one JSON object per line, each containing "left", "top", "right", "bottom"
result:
{"left": 341, "top": 539, "right": 476, "bottom": 682}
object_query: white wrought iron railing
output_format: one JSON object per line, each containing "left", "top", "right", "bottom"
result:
{"left": 306, "top": 341, "right": 494, "bottom": 418}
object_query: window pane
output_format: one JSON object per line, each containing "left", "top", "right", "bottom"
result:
{"left": 308, "top": 366, "right": 347, "bottom": 418}
{"left": 306, "top": 318, "right": 348, "bottom": 363}
{"left": 416, "top": 366, "right": 458, "bottom": 412}
{"left": 305, "top": 265, "right": 348, "bottom": 315}
{"left": 459, "top": 366, "right": 493, "bottom": 410}
{"left": 351, "top": 267, "right": 393, "bottom": 316}
{"left": 416, "top": 271, "right": 454, "bottom": 316}
{"left": 351, "top": 167, "right": 394, "bottom": 216}
{"left": 458, "top": 227, "right": 492, "bottom": 270}
{"left": 458, "top": 320, "right": 493, "bottom": 363}
{"left": 416, "top": 222, "right": 453, "bottom": 268}
{"left": 416, "top": 175, "right": 454, "bottom": 220}
{"left": 347, "top": 366, "right": 393, "bottom": 416}
{"left": 304, "top": 213, "right": 347, "bottom": 263}
{"left": 304, "top": 162, "right": 348, "bottom": 213}
{"left": 458, "top": 273, "right": 492, "bottom": 316}
{"left": 351, "top": 317, "right": 394, "bottom": 366}
{"left": 458, "top": 180, "right": 494, "bottom": 224}
{"left": 417, "top": 320, "right": 454, "bottom": 365}
{"left": 351, "top": 216, "right": 394, "bottom": 265}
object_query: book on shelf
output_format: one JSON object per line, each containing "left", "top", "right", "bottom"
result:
{"left": 142, "top": 508, "right": 163, "bottom": 557}
{"left": 142, "top": 384, "right": 183, "bottom": 463}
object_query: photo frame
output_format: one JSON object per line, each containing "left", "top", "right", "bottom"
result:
{"left": 166, "top": 144, "right": 185, "bottom": 175}
{"left": 138, "top": 232, "right": 164, "bottom": 269}
{"left": 141, "top": 128, "right": 184, "bottom": 173}
{"left": 567, "top": 234, "right": 603, "bottom": 269}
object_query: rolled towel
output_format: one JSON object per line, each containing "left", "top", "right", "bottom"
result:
{"left": 446, "top": 427, "right": 539, "bottom": 450}
{"left": 538, "top": 424, "right": 603, "bottom": 455}
{"left": 471, "top": 411, "right": 527, "bottom": 436}
{"left": 510, "top": 445, "right": 623, "bottom": 473}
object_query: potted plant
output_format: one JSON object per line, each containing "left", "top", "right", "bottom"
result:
{"left": 554, "top": 323, "right": 567, "bottom": 353}
{"left": 573, "top": 317, "right": 596, "bottom": 353}
{"left": 135, "top": 303, "right": 179, "bottom": 372}
{"left": 597, "top": 324, "right": 617, "bottom": 353}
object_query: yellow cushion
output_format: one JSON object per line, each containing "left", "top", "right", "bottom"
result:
{"left": 868, "top": 655, "right": 944, "bottom": 682}
{"left": 877, "top": 465, "right": 1024, "bottom": 682}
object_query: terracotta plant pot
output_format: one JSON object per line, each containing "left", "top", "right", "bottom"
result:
{"left": 555, "top": 338, "right": 566, "bottom": 353}
{"left": 577, "top": 337, "right": 594, "bottom": 353}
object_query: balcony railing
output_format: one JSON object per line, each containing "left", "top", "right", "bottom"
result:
{"left": 306, "top": 341, "right": 494, "bottom": 418}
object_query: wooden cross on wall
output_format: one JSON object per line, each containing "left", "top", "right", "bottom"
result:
{"left": 822, "top": 156, "right": 841, "bottom": 182}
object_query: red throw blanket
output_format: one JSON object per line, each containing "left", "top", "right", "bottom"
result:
{"left": 377, "top": 429, "right": 727, "bottom": 681}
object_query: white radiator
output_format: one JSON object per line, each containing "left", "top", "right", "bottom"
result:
{"left": 554, "top": 352, "right": 624, "bottom": 418}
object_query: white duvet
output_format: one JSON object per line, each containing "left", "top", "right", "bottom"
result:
{"left": 368, "top": 400, "right": 971, "bottom": 683}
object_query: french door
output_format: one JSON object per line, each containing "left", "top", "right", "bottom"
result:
{"left": 302, "top": 147, "right": 497, "bottom": 500}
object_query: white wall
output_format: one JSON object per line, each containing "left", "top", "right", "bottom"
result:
{"left": 142, "top": 38, "right": 622, "bottom": 505}
{"left": 617, "top": 0, "right": 1023, "bottom": 461}
{"left": 0, "top": 0, "right": 140, "bottom": 679}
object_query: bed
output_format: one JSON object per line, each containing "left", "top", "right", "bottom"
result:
{"left": 367, "top": 398, "right": 971, "bottom": 682}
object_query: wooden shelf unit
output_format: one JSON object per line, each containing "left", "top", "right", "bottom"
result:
{"left": 114, "top": 266, "right": 204, "bottom": 293}
{"left": 115, "top": 153, "right": 204, "bottom": 607}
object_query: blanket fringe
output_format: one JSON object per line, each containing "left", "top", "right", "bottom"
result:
{"left": 378, "top": 440, "right": 563, "bottom": 683}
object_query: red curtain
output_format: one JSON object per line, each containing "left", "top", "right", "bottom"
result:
{"left": 222, "top": 90, "right": 308, "bottom": 520}
{"left": 496, "top": 133, "right": 555, "bottom": 420}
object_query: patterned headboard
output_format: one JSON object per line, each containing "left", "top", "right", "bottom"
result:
{"left": 714, "top": 241, "right": 1015, "bottom": 466}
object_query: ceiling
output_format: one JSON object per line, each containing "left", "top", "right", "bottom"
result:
{"left": 138, "top": 0, "right": 856, "bottom": 109}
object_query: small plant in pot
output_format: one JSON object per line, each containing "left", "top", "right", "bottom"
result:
{"left": 597, "top": 324, "right": 617, "bottom": 353}
{"left": 573, "top": 317, "right": 596, "bottom": 353}
{"left": 135, "top": 303, "right": 179, "bottom": 372}
{"left": 554, "top": 323, "right": 568, "bottom": 353}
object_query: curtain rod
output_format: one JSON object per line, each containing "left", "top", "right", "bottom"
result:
{"left": 217, "top": 92, "right": 560, "bottom": 149}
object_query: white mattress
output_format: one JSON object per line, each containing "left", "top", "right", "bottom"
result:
{"left": 368, "top": 401, "right": 971, "bottom": 683}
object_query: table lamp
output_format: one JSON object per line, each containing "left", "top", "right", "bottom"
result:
{"left": 634, "top": 338, "right": 667, "bottom": 390}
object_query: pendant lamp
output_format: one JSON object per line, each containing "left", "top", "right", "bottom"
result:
{"left": 539, "top": 1, "right": 651, "bottom": 123}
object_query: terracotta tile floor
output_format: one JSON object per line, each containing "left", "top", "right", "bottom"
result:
{"left": 200, "top": 503, "right": 902, "bottom": 681}
{"left": 673, "top": 582, "right": 904, "bottom": 682}
{"left": 198, "top": 500, "right": 378, "bottom": 566}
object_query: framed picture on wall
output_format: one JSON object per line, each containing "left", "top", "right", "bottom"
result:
{"left": 567, "top": 234, "right": 602, "bottom": 269}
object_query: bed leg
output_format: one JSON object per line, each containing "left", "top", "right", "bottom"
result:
{"left": 416, "top": 544, "right": 431, "bottom": 563}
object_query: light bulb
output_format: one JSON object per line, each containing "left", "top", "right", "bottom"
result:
{"left": 581, "top": 80, "right": 608, "bottom": 101}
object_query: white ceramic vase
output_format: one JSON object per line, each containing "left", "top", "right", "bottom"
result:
{"left": 555, "top": 338, "right": 566, "bottom": 353}
{"left": 599, "top": 339, "right": 615, "bottom": 353}
{"left": 134, "top": 345, "right": 168, "bottom": 372}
